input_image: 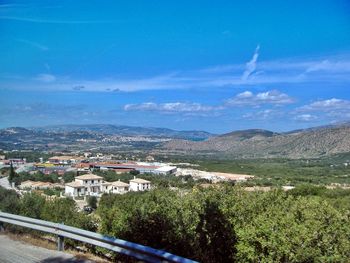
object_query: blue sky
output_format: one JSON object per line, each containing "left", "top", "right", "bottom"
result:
{"left": 1, "top": 0, "right": 350, "bottom": 133}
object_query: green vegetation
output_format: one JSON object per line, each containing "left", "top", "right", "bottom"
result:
{"left": 177, "top": 157, "right": 350, "bottom": 186}
{"left": 43, "top": 188, "right": 62, "bottom": 197}
{"left": 16, "top": 171, "right": 60, "bottom": 184}
{"left": 62, "top": 171, "right": 75, "bottom": 183}
{"left": 93, "top": 169, "right": 208, "bottom": 189}
{"left": 8, "top": 162, "right": 19, "bottom": 185}
{"left": 2, "top": 184, "right": 350, "bottom": 262}
{"left": 96, "top": 186, "right": 350, "bottom": 262}
{"left": 0, "top": 187, "right": 97, "bottom": 249}
{"left": 2, "top": 151, "right": 53, "bottom": 163}
{"left": 87, "top": 196, "right": 98, "bottom": 210}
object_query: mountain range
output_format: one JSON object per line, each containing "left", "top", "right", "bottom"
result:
{"left": 162, "top": 123, "right": 350, "bottom": 158}
{"left": 1, "top": 123, "right": 350, "bottom": 159}
{"left": 29, "top": 124, "right": 214, "bottom": 141}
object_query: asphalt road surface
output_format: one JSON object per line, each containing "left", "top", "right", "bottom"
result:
{"left": 0, "top": 234, "right": 93, "bottom": 263}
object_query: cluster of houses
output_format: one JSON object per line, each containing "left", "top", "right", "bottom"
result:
{"left": 19, "top": 180, "right": 64, "bottom": 190}
{"left": 64, "top": 173, "right": 151, "bottom": 197}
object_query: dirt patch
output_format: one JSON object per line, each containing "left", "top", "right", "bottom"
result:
{"left": 212, "top": 172, "right": 254, "bottom": 181}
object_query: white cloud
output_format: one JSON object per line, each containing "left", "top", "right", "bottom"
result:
{"left": 236, "top": 91, "right": 253, "bottom": 98}
{"left": 226, "top": 90, "right": 295, "bottom": 106}
{"left": 298, "top": 98, "right": 350, "bottom": 112}
{"left": 124, "top": 102, "right": 218, "bottom": 113}
{"left": 295, "top": 98, "right": 350, "bottom": 122}
{"left": 241, "top": 45, "right": 260, "bottom": 82}
{"left": 293, "top": 114, "right": 318, "bottom": 122}
{"left": 34, "top": 73, "right": 56, "bottom": 83}
{"left": 305, "top": 60, "right": 350, "bottom": 73}
{"left": 242, "top": 109, "right": 282, "bottom": 120}
{"left": 15, "top": 39, "right": 49, "bottom": 51}
{"left": 2, "top": 52, "right": 350, "bottom": 92}
{"left": 0, "top": 16, "right": 118, "bottom": 24}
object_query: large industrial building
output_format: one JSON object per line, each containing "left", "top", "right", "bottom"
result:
{"left": 88, "top": 162, "right": 177, "bottom": 175}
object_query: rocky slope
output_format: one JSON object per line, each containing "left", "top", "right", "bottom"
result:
{"left": 162, "top": 124, "right": 350, "bottom": 158}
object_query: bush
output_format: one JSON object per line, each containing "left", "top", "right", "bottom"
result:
{"left": 87, "top": 196, "right": 98, "bottom": 210}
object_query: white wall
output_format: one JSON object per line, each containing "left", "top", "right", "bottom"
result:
{"left": 129, "top": 182, "right": 150, "bottom": 191}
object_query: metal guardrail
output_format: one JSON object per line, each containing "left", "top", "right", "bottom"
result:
{"left": 0, "top": 211, "right": 198, "bottom": 263}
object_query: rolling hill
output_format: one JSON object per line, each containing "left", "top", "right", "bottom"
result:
{"left": 29, "top": 124, "right": 214, "bottom": 141}
{"left": 162, "top": 123, "right": 350, "bottom": 158}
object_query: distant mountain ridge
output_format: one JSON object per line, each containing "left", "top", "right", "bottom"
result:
{"left": 162, "top": 123, "right": 350, "bottom": 158}
{"left": 28, "top": 124, "right": 215, "bottom": 140}
{"left": 2, "top": 123, "right": 350, "bottom": 159}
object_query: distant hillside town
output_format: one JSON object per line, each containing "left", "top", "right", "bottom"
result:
{"left": 0, "top": 152, "right": 253, "bottom": 209}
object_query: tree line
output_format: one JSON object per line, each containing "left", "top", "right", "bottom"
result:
{"left": 1, "top": 185, "right": 350, "bottom": 262}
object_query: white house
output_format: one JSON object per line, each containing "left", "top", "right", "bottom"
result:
{"left": 129, "top": 177, "right": 151, "bottom": 191}
{"left": 65, "top": 174, "right": 151, "bottom": 197}
{"left": 105, "top": 180, "right": 130, "bottom": 194}
{"left": 65, "top": 181, "right": 87, "bottom": 197}
{"left": 65, "top": 173, "right": 104, "bottom": 197}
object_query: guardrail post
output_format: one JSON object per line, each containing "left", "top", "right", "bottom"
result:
{"left": 57, "top": 235, "right": 64, "bottom": 251}
{"left": 0, "top": 222, "right": 4, "bottom": 232}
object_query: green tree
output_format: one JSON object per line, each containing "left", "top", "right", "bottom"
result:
{"left": 196, "top": 199, "right": 237, "bottom": 263}
{"left": 19, "top": 193, "right": 46, "bottom": 219}
{"left": 0, "top": 186, "right": 20, "bottom": 213}
{"left": 8, "top": 162, "right": 18, "bottom": 184}
{"left": 87, "top": 196, "right": 98, "bottom": 210}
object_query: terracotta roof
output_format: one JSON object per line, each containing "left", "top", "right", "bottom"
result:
{"left": 75, "top": 174, "right": 103, "bottom": 180}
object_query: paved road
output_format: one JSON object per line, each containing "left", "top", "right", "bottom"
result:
{"left": 0, "top": 177, "right": 11, "bottom": 190}
{"left": 0, "top": 235, "right": 93, "bottom": 263}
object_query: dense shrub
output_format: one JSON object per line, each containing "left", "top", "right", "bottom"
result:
{"left": 2, "top": 185, "right": 350, "bottom": 262}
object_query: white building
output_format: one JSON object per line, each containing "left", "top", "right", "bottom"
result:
{"left": 65, "top": 174, "right": 150, "bottom": 197}
{"left": 129, "top": 177, "right": 151, "bottom": 191}
{"left": 65, "top": 173, "right": 103, "bottom": 197}
{"left": 65, "top": 181, "right": 87, "bottom": 197}
{"left": 103, "top": 180, "right": 130, "bottom": 194}
{"left": 154, "top": 166, "right": 177, "bottom": 175}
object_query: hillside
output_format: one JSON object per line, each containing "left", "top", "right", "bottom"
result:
{"left": 29, "top": 124, "right": 214, "bottom": 141}
{"left": 162, "top": 124, "right": 350, "bottom": 158}
{"left": 0, "top": 125, "right": 214, "bottom": 152}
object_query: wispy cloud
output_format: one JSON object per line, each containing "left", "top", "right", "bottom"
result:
{"left": 124, "top": 102, "right": 219, "bottom": 113}
{"left": 293, "top": 114, "right": 318, "bottom": 122}
{"left": 34, "top": 74, "right": 56, "bottom": 83}
{"left": 226, "top": 90, "right": 295, "bottom": 107}
{"left": 2, "top": 52, "right": 350, "bottom": 92}
{"left": 297, "top": 98, "right": 350, "bottom": 112}
{"left": 294, "top": 98, "right": 350, "bottom": 122}
{"left": 123, "top": 90, "right": 295, "bottom": 118}
{"left": 304, "top": 60, "right": 350, "bottom": 73}
{"left": 2, "top": 103, "right": 86, "bottom": 116}
{"left": 15, "top": 38, "right": 49, "bottom": 51}
{"left": 242, "top": 109, "right": 283, "bottom": 120}
{"left": 0, "top": 16, "right": 119, "bottom": 24}
{"left": 241, "top": 45, "right": 260, "bottom": 82}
